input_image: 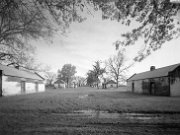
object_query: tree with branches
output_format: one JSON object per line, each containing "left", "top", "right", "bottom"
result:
{"left": 1, "top": 0, "right": 180, "bottom": 68}
{"left": 45, "top": 72, "right": 56, "bottom": 86}
{"left": 0, "top": 0, "right": 85, "bottom": 68}
{"left": 73, "top": 76, "right": 86, "bottom": 87}
{"left": 57, "top": 64, "right": 77, "bottom": 88}
{"left": 86, "top": 70, "right": 96, "bottom": 87}
{"left": 87, "top": 61, "right": 106, "bottom": 88}
{"left": 87, "top": 0, "right": 180, "bottom": 61}
{"left": 105, "top": 50, "right": 132, "bottom": 87}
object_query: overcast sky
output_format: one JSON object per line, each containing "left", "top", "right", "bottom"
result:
{"left": 33, "top": 13, "right": 180, "bottom": 78}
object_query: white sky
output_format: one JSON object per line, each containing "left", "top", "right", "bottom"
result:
{"left": 33, "top": 13, "right": 180, "bottom": 78}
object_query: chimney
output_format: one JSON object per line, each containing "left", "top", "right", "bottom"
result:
{"left": 150, "top": 66, "right": 155, "bottom": 71}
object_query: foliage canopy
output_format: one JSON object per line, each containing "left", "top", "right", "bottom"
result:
{"left": 1, "top": 0, "right": 180, "bottom": 67}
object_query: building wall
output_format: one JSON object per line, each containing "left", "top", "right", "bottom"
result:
{"left": 127, "top": 81, "right": 132, "bottom": 91}
{"left": 26, "top": 82, "right": 36, "bottom": 93}
{"left": 154, "top": 77, "right": 169, "bottom": 96}
{"left": 134, "top": 80, "right": 143, "bottom": 93}
{"left": 170, "top": 78, "right": 180, "bottom": 96}
{"left": 128, "top": 77, "right": 170, "bottom": 96}
{"left": 2, "top": 76, "right": 21, "bottom": 96}
{"left": 170, "top": 66, "right": 180, "bottom": 96}
{"left": 127, "top": 80, "right": 143, "bottom": 93}
{"left": 141, "top": 79, "right": 150, "bottom": 94}
{"left": 2, "top": 75, "right": 45, "bottom": 96}
{"left": 106, "top": 83, "right": 116, "bottom": 88}
{"left": 39, "top": 83, "right": 45, "bottom": 92}
{"left": 54, "top": 83, "right": 65, "bottom": 88}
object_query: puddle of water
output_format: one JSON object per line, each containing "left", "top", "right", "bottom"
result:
{"left": 122, "top": 113, "right": 160, "bottom": 120}
{"left": 67, "top": 110, "right": 162, "bottom": 120}
{"left": 78, "top": 94, "right": 95, "bottom": 99}
{"left": 78, "top": 95, "right": 88, "bottom": 99}
{"left": 73, "top": 110, "right": 120, "bottom": 119}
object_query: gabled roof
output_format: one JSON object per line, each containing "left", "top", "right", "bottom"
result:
{"left": 105, "top": 80, "right": 117, "bottom": 84}
{"left": 0, "top": 64, "right": 44, "bottom": 81}
{"left": 128, "top": 63, "right": 180, "bottom": 81}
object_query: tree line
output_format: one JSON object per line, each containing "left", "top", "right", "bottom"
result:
{"left": 46, "top": 64, "right": 85, "bottom": 88}
{"left": 86, "top": 50, "right": 133, "bottom": 88}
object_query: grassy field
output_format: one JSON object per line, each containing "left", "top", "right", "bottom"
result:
{"left": 0, "top": 87, "right": 180, "bottom": 135}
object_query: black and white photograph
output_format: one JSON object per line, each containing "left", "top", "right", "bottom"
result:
{"left": 0, "top": 0, "right": 180, "bottom": 134}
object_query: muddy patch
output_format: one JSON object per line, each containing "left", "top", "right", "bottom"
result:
{"left": 66, "top": 110, "right": 163, "bottom": 120}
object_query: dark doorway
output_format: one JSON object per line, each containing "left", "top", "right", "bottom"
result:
{"left": 35, "top": 82, "right": 39, "bottom": 92}
{"left": 150, "top": 82, "right": 155, "bottom": 95}
{"left": 0, "top": 70, "right": 2, "bottom": 97}
{"left": 132, "top": 82, "right": 134, "bottom": 92}
{"left": 21, "top": 81, "right": 26, "bottom": 93}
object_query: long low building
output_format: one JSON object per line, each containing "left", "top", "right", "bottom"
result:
{"left": 127, "top": 63, "right": 180, "bottom": 96}
{"left": 0, "top": 64, "right": 45, "bottom": 96}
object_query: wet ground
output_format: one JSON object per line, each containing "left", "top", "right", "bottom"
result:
{"left": 1, "top": 88, "right": 180, "bottom": 134}
{"left": 66, "top": 109, "right": 165, "bottom": 120}
{"left": 47, "top": 109, "right": 180, "bottom": 135}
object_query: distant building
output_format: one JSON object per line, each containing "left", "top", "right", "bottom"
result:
{"left": 102, "top": 80, "right": 117, "bottom": 89}
{"left": 0, "top": 64, "right": 45, "bottom": 96}
{"left": 106, "top": 80, "right": 117, "bottom": 88}
{"left": 54, "top": 80, "right": 66, "bottom": 88}
{"left": 127, "top": 64, "right": 180, "bottom": 96}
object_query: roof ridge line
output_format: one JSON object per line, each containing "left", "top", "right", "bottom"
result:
{"left": 136, "top": 63, "right": 180, "bottom": 75}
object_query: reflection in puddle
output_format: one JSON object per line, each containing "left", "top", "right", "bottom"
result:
{"left": 73, "top": 110, "right": 120, "bottom": 119}
{"left": 67, "top": 110, "right": 162, "bottom": 120}
{"left": 122, "top": 113, "right": 160, "bottom": 120}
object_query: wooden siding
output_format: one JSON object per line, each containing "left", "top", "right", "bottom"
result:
{"left": 127, "top": 80, "right": 143, "bottom": 93}
{"left": 54, "top": 83, "right": 65, "bottom": 89}
{"left": 134, "top": 80, "right": 143, "bottom": 93}
{"left": 170, "top": 66, "right": 180, "bottom": 96}
{"left": 126, "top": 81, "right": 132, "bottom": 92}
{"left": 127, "top": 76, "right": 170, "bottom": 96}
{"left": 106, "top": 83, "right": 116, "bottom": 88}
{"left": 170, "top": 78, "right": 180, "bottom": 96}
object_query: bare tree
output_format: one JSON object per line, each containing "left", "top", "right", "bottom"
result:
{"left": 105, "top": 50, "right": 133, "bottom": 88}
{"left": 45, "top": 72, "right": 57, "bottom": 86}
{"left": 73, "top": 76, "right": 86, "bottom": 87}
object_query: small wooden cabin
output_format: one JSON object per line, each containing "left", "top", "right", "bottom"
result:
{"left": 102, "top": 80, "right": 117, "bottom": 89}
{"left": 106, "top": 80, "right": 117, "bottom": 88}
{"left": 0, "top": 64, "right": 45, "bottom": 96}
{"left": 127, "top": 64, "right": 180, "bottom": 96}
{"left": 54, "top": 80, "right": 66, "bottom": 88}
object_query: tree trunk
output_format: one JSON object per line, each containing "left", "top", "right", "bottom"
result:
{"left": 97, "top": 83, "right": 99, "bottom": 89}
{"left": 116, "top": 78, "right": 119, "bottom": 88}
{"left": 49, "top": 80, "right": 52, "bottom": 86}
{"left": 66, "top": 78, "right": 69, "bottom": 88}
